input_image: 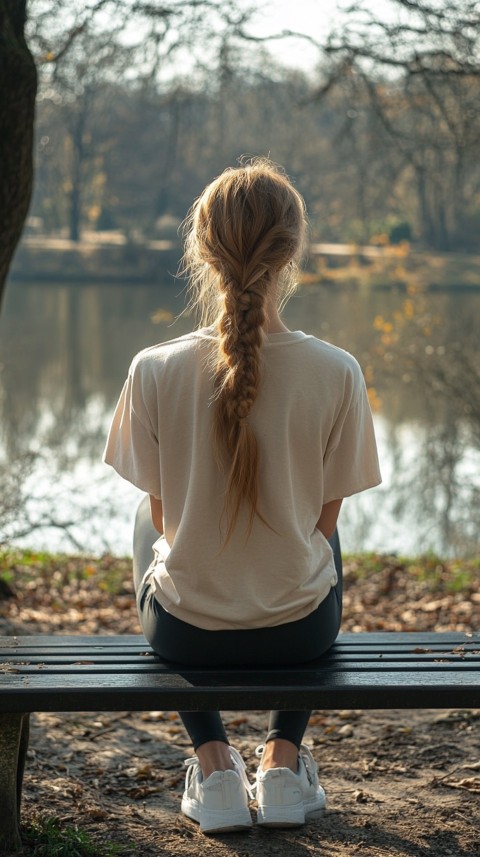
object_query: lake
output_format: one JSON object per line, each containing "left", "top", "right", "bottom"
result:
{"left": 1, "top": 278, "right": 479, "bottom": 557}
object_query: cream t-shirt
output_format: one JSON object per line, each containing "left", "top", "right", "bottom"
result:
{"left": 104, "top": 328, "right": 381, "bottom": 630}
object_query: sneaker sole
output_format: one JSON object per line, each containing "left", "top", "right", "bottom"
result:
{"left": 181, "top": 797, "right": 252, "bottom": 833}
{"left": 256, "top": 794, "right": 326, "bottom": 828}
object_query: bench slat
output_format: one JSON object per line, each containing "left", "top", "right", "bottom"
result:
{"left": 1, "top": 637, "right": 478, "bottom": 662}
{"left": 2, "top": 652, "right": 479, "bottom": 667}
{"left": 2, "top": 645, "right": 479, "bottom": 658}
{"left": 0, "top": 670, "right": 479, "bottom": 712}
{"left": 0, "top": 656, "right": 480, "bottom": 672}
{"left": 2, "top": 632, "right": 478, "bottom": 649}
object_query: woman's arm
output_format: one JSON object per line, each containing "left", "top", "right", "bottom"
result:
{"left": 316, "top": 499, "right": 343, "bottom": 540}
{"left": 149, "top": 495, "right": 164, "bottom": 534}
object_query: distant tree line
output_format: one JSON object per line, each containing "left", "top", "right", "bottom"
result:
{"left": 30, "top": 2, "right": 480, "bottom": 252}
{"left": 32, "top": 53, "right": 480, "bottom": 253}
{"left": 1, "top": 0, "right": 480, "bottom": 307}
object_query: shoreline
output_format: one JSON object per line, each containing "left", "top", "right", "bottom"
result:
{"left": 9, "top": 236, "right": 480, "bottom": 290}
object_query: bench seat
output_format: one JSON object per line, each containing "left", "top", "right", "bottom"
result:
{"left": 1, "top": 631, "right": 480, "bottom": 711}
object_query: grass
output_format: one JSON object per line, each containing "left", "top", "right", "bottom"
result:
{"left": 0, "top": 548, "right": 132, "bottom": 596}
{"left": 343, "top": 551, "right": 479, "bottom": 592}
{"left": 23, "top": 816, "right": 134, "bottom": 857}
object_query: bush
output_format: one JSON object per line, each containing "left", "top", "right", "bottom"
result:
{"left": 389, "top": 221, "right": 413, "bottom": 244}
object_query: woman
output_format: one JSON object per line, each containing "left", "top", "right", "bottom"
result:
{"left": 104, "top": 158, "right": 381, "bottom": 833}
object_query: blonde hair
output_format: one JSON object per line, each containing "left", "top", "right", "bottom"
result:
{"left": 182, "top": 157, "right": 307, "bottom": 542}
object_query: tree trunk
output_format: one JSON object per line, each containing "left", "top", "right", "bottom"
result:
{"left": 68, "top": 118, "right": 85, "bottom": 242}
{"left": 69, "top": 180, "right": 81, "bottom": 242}
{"left": 416, "top": 165, "right": 437, "bottom": 249}
{"left": 0, "top": 0, "right": 37, "bottom": 310}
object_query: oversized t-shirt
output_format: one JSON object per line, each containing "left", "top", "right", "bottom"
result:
{"left": 104, "top": 327, "right": 381, "bottom": 630}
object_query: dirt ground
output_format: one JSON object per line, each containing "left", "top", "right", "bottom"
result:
{"left": 12, "top": 706, "right": 479, "bottom": 857}
{"left": 1, "top": 553, "right": 479, "bottom": 857}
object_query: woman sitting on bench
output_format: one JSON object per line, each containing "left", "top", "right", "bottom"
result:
{"left": 104, "top": 158, "right": 381, "bottom": 834}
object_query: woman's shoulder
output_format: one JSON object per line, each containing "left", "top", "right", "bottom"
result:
{"left": 129, "top": 328, "right": 214, "bottom": 374}
{"left": 301, "top": 334, "right": 364, "bottom": 379}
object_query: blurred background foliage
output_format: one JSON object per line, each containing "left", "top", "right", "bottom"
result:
{"left": 25, "top": 0, "right": 480, "bottom": 251}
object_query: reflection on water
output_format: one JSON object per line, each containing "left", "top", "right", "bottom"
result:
{"left": 1, "top": 280, "right": 479, "bottom": 556}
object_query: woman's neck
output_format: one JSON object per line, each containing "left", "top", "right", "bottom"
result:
{"left": 263, "top": 316, "right": 290, "bottom": 333}
{"left": 263, "top": 296, "right": 290, "bottom": 334}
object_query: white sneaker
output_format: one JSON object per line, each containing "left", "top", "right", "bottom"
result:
{"left": 181, "top": 746, "right": 253, "bottom": 833}
{"left": 255, "top": 744, "right": 326, "bottom": 827}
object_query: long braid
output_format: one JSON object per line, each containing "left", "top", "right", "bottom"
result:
{"left": 181, "top": 158, "right": 307, "bottom": 543}
{"left": 214, "top": 270, "right": 268, "bottom": 541}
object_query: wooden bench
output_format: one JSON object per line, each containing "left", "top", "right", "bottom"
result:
{"left": 1, "top": 630, "right": 479, "bottom": 851}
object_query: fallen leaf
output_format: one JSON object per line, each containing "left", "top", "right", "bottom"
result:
{"left": 452, "top": 647, "right": 467, "bottom": 658}
{"left": 353, "top": 789, "right": 368, "bottom": 802}
{"left": 85, "top": 806, "right": 108, "bottom": 820}
{"left": 441, "top": 777, "right": 480, "bottom": 793}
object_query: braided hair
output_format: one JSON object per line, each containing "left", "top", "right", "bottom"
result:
{"left": 182, "top": 158, "right": 307, "bottom": 542}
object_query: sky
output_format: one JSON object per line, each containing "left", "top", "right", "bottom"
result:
{"left": 248, "top": 0, "right": 339, "bottom": 69}
{"left": 93, "top": 0, "right": 397, "bottom": 82}
{"left": 242, "top": 0, "right": 393, "bottom": 71}
{"left": 148, "top": 0, "right": 349, "bottom": 82}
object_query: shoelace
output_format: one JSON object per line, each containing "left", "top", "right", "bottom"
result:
{"left": 299, "top": 743, "right": 317, "bottom": 786}
{"left": 183, "top": 755, "right": 201, "bottom": 792}
{"left": 229, "top": 746, "right": 255, "bottom": 798}
{"left": 183, "top": 747, "right": 254, "bottom": 798}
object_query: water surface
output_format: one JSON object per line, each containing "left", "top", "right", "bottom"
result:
{"left": 1, "top": 279, "right": 478, "bottom": 556}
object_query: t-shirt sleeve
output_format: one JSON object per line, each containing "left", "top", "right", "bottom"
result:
{"left": 103, "top": 360, "right": 162, "bottom": 498}
{"left": 322, "top": 375, "right": 382, "bottom": 503}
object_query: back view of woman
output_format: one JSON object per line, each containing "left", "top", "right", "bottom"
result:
{"left": 104, "top": 158, "right": 381, "bottom": 834}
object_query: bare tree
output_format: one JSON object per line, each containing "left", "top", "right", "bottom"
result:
{"left": 40, "top": 30, "right": 135, "bottom": 241}
{"left": 318, "top": 0, "right": 480, "bottom": 249}
{"left": 325, "top": 1, "right": 480, "bottom": 78}
{"left": 0, "top": 1, "right": 37, "bottom": 308}
{"left": 0, "top": 0, "right": 261, "bottom": 307}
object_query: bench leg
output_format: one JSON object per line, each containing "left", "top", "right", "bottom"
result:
{"left": 0, "top": 712, "right": 30, "bottom": 852}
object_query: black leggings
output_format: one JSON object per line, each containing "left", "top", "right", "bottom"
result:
{"left": 133, "top": 496, "right": 343, "bottom": 751}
